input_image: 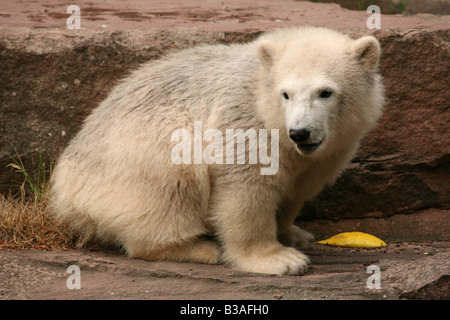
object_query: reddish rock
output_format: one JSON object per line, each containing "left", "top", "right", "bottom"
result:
{"left": 0, "top": 0, "right": 448, "bottom": 241}
{"left": 297, "top": 0, "right": 450, "bottom": 15}
{"left": 1, "top": 242, "right": 448, "bottom": 299}
{"left": 300, "top": 208, "right": 450, "bottom": 242}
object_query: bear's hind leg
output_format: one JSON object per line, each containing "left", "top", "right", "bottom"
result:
{"left": 128, "top": 237, "right": 221, "bottom": 265}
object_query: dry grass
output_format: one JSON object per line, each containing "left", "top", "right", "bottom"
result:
{"left": 0, "top": 191, "right": 77, "bottom": 250}
{"left": 0, "top": 152, "right": 77, "bottom": 250}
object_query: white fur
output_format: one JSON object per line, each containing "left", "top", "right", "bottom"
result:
{"left": 50, "top": 27, "right": 385, "bottom": 275}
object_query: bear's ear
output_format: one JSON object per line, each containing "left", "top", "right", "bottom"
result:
{"left": 258, "top": 40, "right": 277, "bottom": 68}
{"left": 350, "top": 36, "right": 381, "bottom": 71}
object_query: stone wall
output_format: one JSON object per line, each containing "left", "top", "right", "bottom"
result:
{"left": 0, "top": 0, "right": 448, "bottom": 241}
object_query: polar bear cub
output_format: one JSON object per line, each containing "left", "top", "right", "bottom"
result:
{"left": 50, "top": 27, "right": 384, "bottom": 275}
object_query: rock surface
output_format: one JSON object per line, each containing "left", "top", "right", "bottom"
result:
{"left": 0, "top": 0, "right": 449, "bottom": 301}
{"left": 0, "top": 0, "right": 449, "bottom": 240}
{"left": 1, "top": 0, "right": 449, "bottom": 32}
{"left": 297, "top": 0, "right": 450, "bottom": 15}
{"left": 1, "top": 242, "right": 448, "bottom": 300}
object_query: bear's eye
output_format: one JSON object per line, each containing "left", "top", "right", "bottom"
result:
{"left": 282, "top": 92, "right": 289, "bottom": 100}
{"left": 319, "top": 90, "right": 333, "bottom": 98}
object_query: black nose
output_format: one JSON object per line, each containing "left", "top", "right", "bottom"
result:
{"left": 289, "top": 129, "right": 310, "bottom": 143}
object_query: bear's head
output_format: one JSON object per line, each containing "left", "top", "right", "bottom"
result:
{"left": 257, "top": 27, "right": 385, "bottom": 156}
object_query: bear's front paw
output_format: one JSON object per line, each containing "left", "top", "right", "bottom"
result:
{"left": 231, "top": 244, "right": 310, "bottom": 275}
{"left": 278, "top": 225, "right": 315, "bottom": 249}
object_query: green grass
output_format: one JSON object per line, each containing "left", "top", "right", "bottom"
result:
{"left": 6, "top": 152, "right": 49, "bottom": 202}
